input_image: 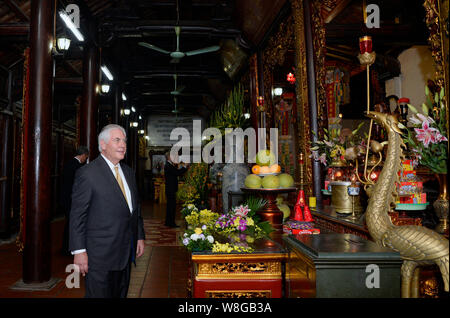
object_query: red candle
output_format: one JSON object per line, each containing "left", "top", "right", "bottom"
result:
{"left": 359, "top": 36, "right": 373, "bottom": 54}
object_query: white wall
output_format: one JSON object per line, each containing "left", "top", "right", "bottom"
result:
{"left": 386, "top": 45, "right": 435, "bottom": 115}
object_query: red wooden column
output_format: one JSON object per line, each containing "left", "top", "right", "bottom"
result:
{"left": 80, "top": 45, "right": 100, "bottom": 160}
{"left": 22, "top": 0, "right": 54, "bottom": 283}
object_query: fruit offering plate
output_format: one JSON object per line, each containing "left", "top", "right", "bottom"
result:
{"left": 241, "top": 187, "right": 297, "bottom": 192}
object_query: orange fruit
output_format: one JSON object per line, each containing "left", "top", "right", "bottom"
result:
{"left": 269, "top": 164, "right": 281, "bottom": 173}
{"left": 252, "top": 165, "right": 261, "bottom": 174}
{"left": 260, "top": 166, "right": 270, "bottom": 174}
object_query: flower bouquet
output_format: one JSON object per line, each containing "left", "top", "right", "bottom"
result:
{"left": 180, "top": 197, "right": 273, "bottom": 253}
{"left": 310, "top": 120, "right": 365, "bottom": 166}
{"left": 181, "top": 209, "right": 219, "bottom": 252}
{"left": 180, "top": 203, "right": 198, "bottom": 218}
{"left": 403, "top": 86, "right": 447, "bottom": 174}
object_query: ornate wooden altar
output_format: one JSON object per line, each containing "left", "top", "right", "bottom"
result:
{"left": 189, "top": 238, "right": 287, "bottom": 298}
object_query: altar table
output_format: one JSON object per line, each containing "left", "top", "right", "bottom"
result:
{"left": 190, "top": 238, "right": 287, "bottom": 298}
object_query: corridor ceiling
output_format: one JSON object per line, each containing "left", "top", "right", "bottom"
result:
{"left": 0, "top": 0, "right": 430, "bottom": 122}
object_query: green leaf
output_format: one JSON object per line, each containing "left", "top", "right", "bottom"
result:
{"left": 434, "top": 93, "right": 439, "bottom": 104}
{"left": 407, "top": 104, "right": 418, "bottom": 114}
{"left": 440, "top": 87, "right": 445, "bottom": 100}
{"left": 422, "top": 103, "right": 429, "bottom": 115}
{"left": 425, "top": 85, "right": 430, "bottom": 96}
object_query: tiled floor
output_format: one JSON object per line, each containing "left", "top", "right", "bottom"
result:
{"left": 0, "top": 201, "right": 190, "bottom": 298}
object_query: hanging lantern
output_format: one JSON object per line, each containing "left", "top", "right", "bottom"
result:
{"left": 286, "top": 72, "right": 296, "bottom": 84}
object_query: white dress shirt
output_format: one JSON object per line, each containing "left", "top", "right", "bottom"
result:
{"left": 71, "top": 155, "right": 133, "bottom": 255}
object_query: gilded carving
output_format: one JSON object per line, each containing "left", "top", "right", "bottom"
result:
{"left": 424, "top": 0, "right": 449, "bottom": 139}
{"left": 311, "top": 0, "right": 328, "bottom": 138}
{"left": 290, "top": 0, "right": 313, "bottom": 197}
{"left": 262, "top": 15, "right": 296, "bottom": 128}
{"left": 198, "top": 261, "right": 281, "bottom": 276}
{"left": 205, "top": 290, "right": 271, "bottom": 298}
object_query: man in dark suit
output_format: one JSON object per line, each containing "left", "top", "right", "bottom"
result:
{"left": 70, "top": 124, "right": 145, "bottom": 298}
{"left": 164, "top": 151, "right": 188, "bottom": 228}
{"left": 60, "top": 146, "right": 89, "bottom": 255}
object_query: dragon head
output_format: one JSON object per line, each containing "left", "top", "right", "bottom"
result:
{"left": 366, "top": 111, "right": 404, "bottom": 135}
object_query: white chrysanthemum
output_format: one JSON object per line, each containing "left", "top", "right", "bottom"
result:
{"left": 190, "top": 234, "right": 199, "bottom": 241}
{"left": 207, "top": 235, "right": 214, "bottom": 243}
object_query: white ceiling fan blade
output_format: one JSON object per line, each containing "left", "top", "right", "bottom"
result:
{"left": 138, "top": 42, "right": 171, "bottom": 55}
{"left": 185, "top": 45, "right": 220, "bottom": 56}
{"left": 170, "top": 57, "right": 181, "bottom": 63}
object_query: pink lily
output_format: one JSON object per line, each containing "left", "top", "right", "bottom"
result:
{"left": 414, "top": 121, "right": 438, "bottom": 147}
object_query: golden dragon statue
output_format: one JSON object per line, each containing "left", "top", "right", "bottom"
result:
{"left": 364, "top": 111, "right": 449, "bottom": 298}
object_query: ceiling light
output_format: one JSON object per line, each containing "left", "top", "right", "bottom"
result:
{"left": 138, "top": 130, "right": 145, "bottom": 134}
{"left": 139, "top": 115, "right": 142, "bottom": 120}
{"left": 132, "top": 122, "right": 138, "bottom": 127}
{"left": 101, "top": 65, "right": 114, "bottom": 81}
{"left": 59, "top": 11, "right": 84, "bottom": 41}
{"left": 56, "top": 37, "right": 71, "bottom": 51}
{"left": 131, "top": 106, "right": 136, "bottom": 113}
{"left": 244, "top": 113, "right": 250, "bottom": 119}
{"left": 124, "top": 108, "right": 131, "bottom": 115}
{"left": 122, "top": 93, "right": 127, "bottom": 101}
{"left": 100, "top": 84, "right": 110, "bottom": 94}
{"left": 274, "top": 87, "right": 283, "bottom": 96}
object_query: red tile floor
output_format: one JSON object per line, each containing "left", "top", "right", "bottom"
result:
{"left": 0, "top": 201, "right": 190, "bottom": 298}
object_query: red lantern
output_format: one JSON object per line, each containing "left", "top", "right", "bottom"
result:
{"left": 286, "top": 72, "right": 296, "bottom": 84}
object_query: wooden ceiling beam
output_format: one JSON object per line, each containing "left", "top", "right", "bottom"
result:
{"left": 0, "top": 23, "right": 29, "bottom": 35}
{"left": 324, "top": 0, "right": 352, "bottom": 24}
{"left": 3, "top": 0, "right": 30, "bottom": 22}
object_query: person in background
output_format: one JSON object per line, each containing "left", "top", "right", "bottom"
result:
{"left": 164, "top": 151, "right": 188, "bottom": 228}
{"left": 70, "top": 124, "right": 145, "bottom": 298}
{"left": 60, "top": 146, "right": 89, "bottom": 256}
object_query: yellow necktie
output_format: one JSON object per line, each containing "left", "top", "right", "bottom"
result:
{"left": 114, "top": 166, "right": 129, "bottom": 206}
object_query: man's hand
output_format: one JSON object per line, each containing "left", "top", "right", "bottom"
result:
{"left": 136, "top": 239, "right": 145, "bottom": 258}
{"left": 74, "top": 252, "right": 88, "bottom": 276}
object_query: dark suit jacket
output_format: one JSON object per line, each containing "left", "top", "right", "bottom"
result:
{"left": 164, "top": 161, "right": 187, "bottom": 196}
{"left": 60, "top": 157, "right": 83, "bottom": 216}
{"left": 69, "top": 156, "right": 145, "bottom": 271}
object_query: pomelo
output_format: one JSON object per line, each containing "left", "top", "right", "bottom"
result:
{"left": 261, "top": 175, "right": 279, "bottom": 189}
{"left": 244, "top": 174, "right": 262, "bottom": 189}
{"left": 255, "top": 150, "right": 276, "bottom": 166}
{"left": 279, "top": 173, "right": 294, "bottom": 188}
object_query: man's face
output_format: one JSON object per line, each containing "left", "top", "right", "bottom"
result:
{"left": 100, "top": 128, "right": 127, "bottom": 164}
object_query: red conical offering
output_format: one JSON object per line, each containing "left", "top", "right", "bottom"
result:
{"left": 295, "top": 190, "right": 306, "bottom": 207}
{"left": 294, "top": 205, "right": 304, "bottom": 221}
{"left": 303, "top": 205, "right": 314, "bottom": 222}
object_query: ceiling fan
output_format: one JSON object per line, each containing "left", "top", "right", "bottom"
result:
{"left": 138, "top": 0, "right": 220, "bottom": 63}
{"left": 141, "top": 73, "right": 186, "bottom": 96}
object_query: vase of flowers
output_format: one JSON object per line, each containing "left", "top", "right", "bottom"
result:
{"left": 310, "top": 120, "right": 366, "bottom": 167}
{"left": 403, "top": 84, "right": 448, "bottom": 233}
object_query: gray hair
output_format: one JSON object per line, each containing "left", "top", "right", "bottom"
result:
{"left": 98, "top": 124, "right": 127, "bottom": 153}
